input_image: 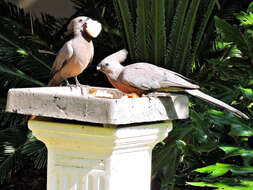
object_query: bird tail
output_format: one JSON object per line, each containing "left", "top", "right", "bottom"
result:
{"left": 185, "top": 89, "right": 249, "bottom": 120}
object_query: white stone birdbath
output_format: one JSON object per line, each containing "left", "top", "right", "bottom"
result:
{"left": 5, "top": 86, "right": 189, "bottom": 190}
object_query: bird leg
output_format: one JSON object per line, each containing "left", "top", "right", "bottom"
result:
{"left": 74, "top": 76, "right": 81, "bottom": 86}
{"left": 75, "top": 76, "right": 86, "bottom": 95}
{"left": 65, "top": 79, "right": 74, "bottom": 91}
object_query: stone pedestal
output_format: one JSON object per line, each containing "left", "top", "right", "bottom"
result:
{"left": 29, "top": 120, "right": 172, "bottom": 190}
{"left": 6, "top": 86, "right": 189, "bottom": 190}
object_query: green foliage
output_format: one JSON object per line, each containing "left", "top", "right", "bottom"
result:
{"left": 194, "top": 163, "right": 253, "bottom": 176}
{"left": 188, "top": 177, "right": 253, "bottom": 190}
{"left": 214, "top": 16, "right": 250, "bottom": 58}
{"left": 113, "top": 0, "right": 216, "bottom": 73}
{"left": 151, "top": 1, "right": 253, "bottom": 190}
{"left": 151, "top": 0, "right": 166, "bottom": 66}
{"left": 135, "top": 0, "right": 151, "bottom": 61}
{"left": 113, "top": 0, "right": 135, "bottom": 59}
{"left": 185, "top": 4, "right": 253, "bottom": 189}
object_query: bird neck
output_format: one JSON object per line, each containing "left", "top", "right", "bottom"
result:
{"left": 81, "top": 30, "right": 92, "bottom": 42}
{"left": 73, "top": 30, "right": 92, "bottom": 42}
{"left": 107, "top": 64, "right": 124, "bottom": 81}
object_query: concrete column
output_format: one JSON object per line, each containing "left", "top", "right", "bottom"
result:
{"left": 6, "top": 86, "right": 188, "bottom": 189}
{"left": 28, "top": 119, "right": 172, "bottom": 190}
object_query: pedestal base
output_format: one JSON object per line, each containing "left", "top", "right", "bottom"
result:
{"left": 28, "top": 120, "right": 172, "bottom": 190}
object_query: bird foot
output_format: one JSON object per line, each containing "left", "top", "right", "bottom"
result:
{"left": 142, "top": 92, "right": 171, "bottom": 98}
{"left": 75, "top": 83, "right": 89, "bottom": 95}
{"left": 66, "top": 84, "right": 76, "bottom": 91}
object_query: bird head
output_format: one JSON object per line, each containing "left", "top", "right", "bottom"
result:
{"left": 67, "top": 16, "right": 102, "bottom": 38}
{"left": 97, "top": 49, "right": 128, "bottom": 76}
{"left": 97, "top": 49, "right": 128, "bottom": 80}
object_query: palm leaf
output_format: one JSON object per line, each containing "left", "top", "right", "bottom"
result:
{"left": 0, "top": 64, "right": 45, "bottom": 87}
{"left": 177, "top": 0, "right": 201, "bottom": 74}
{"left": 0, "top": 128, "right": 27, "bottom": 183}
{"left": 135, "top": 0, "right": 152, "bottom": 62}
{"left": 151, "top": 0, "right": 166, "bottom": 66}
{"left": 188, "top": 0, "right": 216, "bottom": 73}
{"left": 21, "top": 135, "right": 47, "bottom": 169}
{"left": 113, "top": 0, "right": 135, "bottom": 60}
{"left": 167, "top": 0, "right": 189, "bottom": 69}
{"left": 165, "top": 0, "right": 176, "bottom": 39}
{"left": 0, "top": 17, "right": 51, "bottom": 70}
{"left": 0, "top": 147, "right": 23, "bottom": 184}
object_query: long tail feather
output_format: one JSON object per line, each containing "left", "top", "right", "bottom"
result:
{"left": 185, "top": 89, "right": 249, "bottom": 120}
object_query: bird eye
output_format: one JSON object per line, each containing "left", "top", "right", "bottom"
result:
{"left": 105, "top": 63, "right": 109, "bottom": 67}
{"left": 79, "top": 19, "right": 83, "bottom": 23}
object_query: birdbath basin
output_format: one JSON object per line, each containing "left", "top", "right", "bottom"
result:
{"left": 6, "top": 86, "right": 189, "bottom": 124}
{"left": 5, "top": 86, "right": 189, "bottom": 190}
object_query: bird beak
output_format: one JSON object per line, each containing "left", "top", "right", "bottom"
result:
{"left": 85, "top": 19, "right": 102, "bottom": 38}
{"left": 97, "top": 64, "right": 102, "bottom": 71}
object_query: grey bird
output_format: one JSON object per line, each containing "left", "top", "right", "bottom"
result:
{"left": 97, "top": 49, "right": 249, "bottom": 120}
{"left": 48, "top": 16, "right": 102, "bottom": 87}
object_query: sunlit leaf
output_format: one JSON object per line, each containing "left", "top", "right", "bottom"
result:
{"left": 240, "top": 87, "right": 253, "bottom": 101}
{"left": 195, "top": 163, "right": 253, "bottom": 176}
{"left": 220, "top": 146, "right": 253, "bottom": 165}
{"left": 188, "top": 178, "right": 253, "bottom": 190}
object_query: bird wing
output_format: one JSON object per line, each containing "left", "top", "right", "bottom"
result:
{"left": 50, "top": 41, "right": 73, "bottom": 78}
{"left": 119, "top": 63, "right": 199, "bottom": 91}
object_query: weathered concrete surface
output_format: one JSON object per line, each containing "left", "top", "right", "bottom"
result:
{"left": 6, "top": 86, "right": 189, "bottom": 124}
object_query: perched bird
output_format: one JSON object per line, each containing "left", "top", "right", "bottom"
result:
{"left": 97, "top": 49, "right": 249, "bottom": 120}
{"left": 48, "top": 16, "right": 102, "bottom": 88}
{"left": 28, "top": 16, "right": 101, "bottom": 121}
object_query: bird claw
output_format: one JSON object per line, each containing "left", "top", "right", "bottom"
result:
{"left": 142, "top": 92, "right": 171, "bottom": 98}
{"left": 74, "top": 77, "right": 87, "bottom": 95}
{"left": 76, "top": 84, "right": 87, "bottom": 95}
{"left": 66, "top": 83, "right": 76, "bottom": 91}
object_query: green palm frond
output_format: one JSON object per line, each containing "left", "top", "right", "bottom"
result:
{"left": 113, "top": 0, "right": 135, "bottom": 60}
{"left": 0, "top": 97, "right": 25, "bottom": 129}
{"left": 21, "top": 135, "right": 47, "bottom": 169}
{"left": 176, "top": 0, "right": 201, "bottom": 74}
{"left": 165, "top": 0, "right": 176, "bottom": 36}
{"left": 151, "top": 0, "right": 166, "bottom": 66}
{"left": 0, "top": 64, "right": 45, "bottom": 87}
{"left": 0, "top": 127, "right": 27, "bottom": 183}
{"left": 188, "top": 0, "right": 216, "bottom": 73}
{"left": 0, "top": 146, "right": 23, "bottom": 184}
{"left": 0, "top": 16, "right": 55, "bottom": 88}
{"left": 0, "top": 17, "right": 51, "bottom": 70}
{"left": 167, "top": 0, "right": 189, "bottom": 69}
{"left": 0, "top": 1, "right": 61, "bottom": 46}
{"left": 135, "top": 0, "right": 152, "bottom": 62}
{"left": 164, "top": 0, "right": 176, "bottom": 63}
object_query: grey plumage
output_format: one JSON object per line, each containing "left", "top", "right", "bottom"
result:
{"left": 97, "top": 49, "right": 249, "bottom": 120}
{"left": 48, "top": 16, "right": 101, "bottom": 86}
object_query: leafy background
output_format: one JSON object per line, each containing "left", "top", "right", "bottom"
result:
{"left": 0, "top": 0, "right": 252, "bottom": 190}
